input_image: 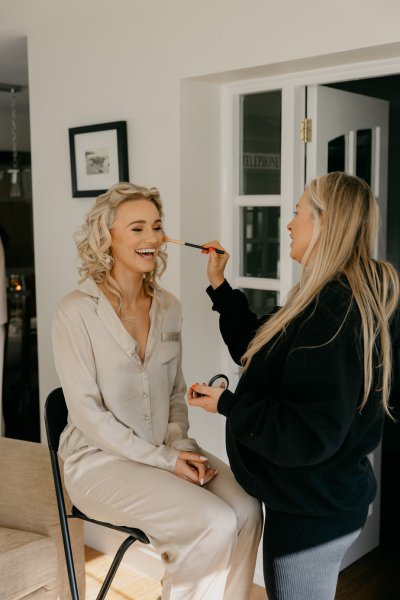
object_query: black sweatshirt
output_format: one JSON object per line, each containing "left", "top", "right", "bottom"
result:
{"left": 207, "top": 278, "right": 400, "bottom": 518}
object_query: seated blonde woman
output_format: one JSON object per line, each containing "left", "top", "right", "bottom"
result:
{"left": 52, "top": 182, "right": 262, "bottom": 600}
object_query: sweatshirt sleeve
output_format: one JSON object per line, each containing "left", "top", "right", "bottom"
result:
{"left": 219, "top": 290, "right": 365, "bottom": 468}
{"left": 52, "top": 308, "right": 180, "bottom": 472}
{"left": 207, "top": 280, "right": 275, "bottom": 364}
{"left": 389, "top": 303, "right": 400, "bottom": 419}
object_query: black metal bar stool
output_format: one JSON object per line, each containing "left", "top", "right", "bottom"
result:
{"left": 44, "top": 387, "right": 150, "bottom": 599}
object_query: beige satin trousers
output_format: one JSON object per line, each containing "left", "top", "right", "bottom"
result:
{"left": 63, "top": 447, "right": 262, "bottom": 600}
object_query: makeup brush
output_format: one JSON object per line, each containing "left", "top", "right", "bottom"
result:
{"left": 165, "top": 236, "right": 225, "bottom": 254}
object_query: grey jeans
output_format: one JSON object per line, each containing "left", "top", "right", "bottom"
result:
{"left": 264, "top": 527, "right": 361, "bottom": 600}
{"left": 263, "top": 508, "right": 367, "bottom": 600}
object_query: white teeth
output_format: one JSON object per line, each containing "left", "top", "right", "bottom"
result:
{"left": 136, "top": 248, "right": 155, "bottom": 254}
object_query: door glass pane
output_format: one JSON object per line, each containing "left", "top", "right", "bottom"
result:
{"left": 241, "top": 288, "right": 278, "bottom": 318}
{"left": 356, "top": 129, "right": 372, "bottom": 185}
{"left": 241, "top": 207, "right": 280, "bottom": 278}
{"left": 327, "top": 135, "right": 345, "bottom": 173}
{"left": 241, "top": 90, "right": 282, "bottom": 195}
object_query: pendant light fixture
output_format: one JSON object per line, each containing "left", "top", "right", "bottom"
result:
{"left": 8, "top": 87, "right": 21, "bottom": 197}
{"left": 0, "top": 83, "right": 23, "bottom": 198}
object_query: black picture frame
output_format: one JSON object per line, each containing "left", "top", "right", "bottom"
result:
{"left": 68, "top": 121, "right": 129, "bottom": 198}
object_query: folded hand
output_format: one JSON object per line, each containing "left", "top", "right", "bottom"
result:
{"left": 174, "top": 450, "right": 218, "bottom": 486}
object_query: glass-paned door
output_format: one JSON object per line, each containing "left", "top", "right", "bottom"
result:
{"left": 241, "top": 91, "right": 282, "bottom": 195}
{"left": 237, "top": 90, "right": 282, "bottom": 317}
{"left": 241, "top": 206, "right": 280, "bottom": 278}
{"left": 327, "top": 129, "right": 373, "bottom": 185}
{"left": 241, "top": 288, "right": 278, "bottom": 318}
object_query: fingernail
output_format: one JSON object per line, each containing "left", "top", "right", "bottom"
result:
{"left": 200, "top": 478, "right": 204, "bottom": 486}
{"left": 200, "top": 455, "right": 208, "bottom": 461}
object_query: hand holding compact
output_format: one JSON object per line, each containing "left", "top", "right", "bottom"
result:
{"left": 187, "top": 377, "right": 227, "bottom": 413}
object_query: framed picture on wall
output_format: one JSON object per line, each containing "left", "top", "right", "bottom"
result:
{"left": 68, "top": 121, "right": 129, "bottom": 197}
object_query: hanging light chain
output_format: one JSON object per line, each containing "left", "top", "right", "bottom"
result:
{"left": 8, "top": 86, "right": 21, "bottom": 197}
{"left": 10, "top": 87, "right": 18, "bottom": 169}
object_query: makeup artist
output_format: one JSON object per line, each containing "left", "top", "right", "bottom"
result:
{"left": 52, "top": 182, "right": 262, "bottom": 600}
{"left": 188, "top": 172, "right": 400, "bottom": 600}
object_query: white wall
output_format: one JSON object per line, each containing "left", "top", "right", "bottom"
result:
{"left": 27, "top": 0, "right": 400, "bottom": 440}
{"left": 24, "top": 0, "right": 400, "bottom": 582}
{"left": 180, "top": 79, "right": 229, "bottom": 458}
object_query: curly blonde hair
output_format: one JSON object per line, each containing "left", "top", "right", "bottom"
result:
{"left": 75, "top": 182, "right": 167, "bottom": 308}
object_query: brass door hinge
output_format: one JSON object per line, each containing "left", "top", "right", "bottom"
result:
{"left": 300, "top": 118, "right": 312, "bottom": 143}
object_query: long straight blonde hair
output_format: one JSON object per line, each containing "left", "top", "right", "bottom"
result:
{"left": 242, "top": 172, "right": 399, "bottom": 415}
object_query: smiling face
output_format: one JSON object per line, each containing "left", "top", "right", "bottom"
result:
{"left": 110, "top": 199, "right": 164, "bottom": 278}
{"left": 287, "top": 191, "right": 315, "bottom": 264}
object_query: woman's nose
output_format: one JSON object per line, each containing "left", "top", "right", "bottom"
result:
{"left": 145, "top": 229, "right": 159, "bottom": 243}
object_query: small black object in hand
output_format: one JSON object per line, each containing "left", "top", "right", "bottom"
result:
{"left": 196, "top": 374, "right": 229, "bottom": 397}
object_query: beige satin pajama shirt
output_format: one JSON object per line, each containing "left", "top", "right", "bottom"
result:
{"left": 52, "top": 278, "right": 262, "bottom": 600}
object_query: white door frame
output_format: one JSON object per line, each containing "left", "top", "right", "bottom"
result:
{"left": 220, "top": 54, "right": 400, "bottom": 381}
{"left": 220, "top": 56, "right": 400, "bottom": 572}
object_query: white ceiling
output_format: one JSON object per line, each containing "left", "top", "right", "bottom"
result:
{"left": 0, "top": 0, "right": 145, "bottom": 111}
{"left": 0, "top": 0, "right": 141, "bottom": 37}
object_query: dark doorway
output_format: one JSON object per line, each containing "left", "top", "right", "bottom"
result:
{"left": 0, "top": 150, "right": 39, "bottom": 442}
{"left": 327, "top": 74, "right": 400, "bottom": 550}
{"left": 326, "top": 75, "right": 400, "bottom": 273}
